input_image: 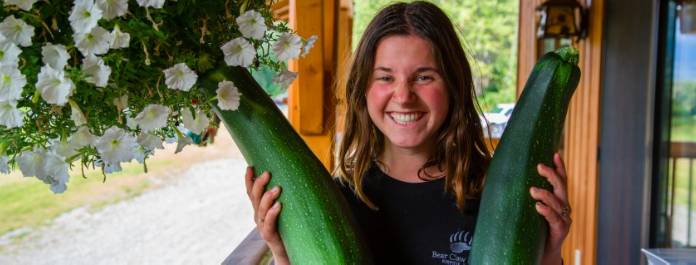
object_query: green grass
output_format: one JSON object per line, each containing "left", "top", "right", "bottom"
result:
{"left": 0, "top": 159, "right": 176, "bottom": 237}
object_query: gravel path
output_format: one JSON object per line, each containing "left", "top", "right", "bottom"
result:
{"left": 0, "top": 157, "right": 256, "bottom": 265}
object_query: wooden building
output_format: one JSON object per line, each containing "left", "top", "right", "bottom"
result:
{"left": 227, "top": 0, "right": 696, "bottom": 264}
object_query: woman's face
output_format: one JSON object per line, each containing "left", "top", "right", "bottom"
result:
{"left": 366, "top": 34, "right": 450, "bottom": 154}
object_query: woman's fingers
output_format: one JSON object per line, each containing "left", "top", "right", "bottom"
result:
{"left": 553, "top": 153, "right": 567, "bottom": 180}
{"left": 259, "top": 201, "right": 283, "bottom": 241}
{"left": 537, "top": 163, "right": 568, "bottom": 203}
{"left": 245, "top": 166, "right": 255, "bottom": 198}
{"left": 257, "top": 185, "right": 282, "bottom": 224}
{"left": 535, "top": 202, "right": 571, "bottom": 237}
{"left": 530, "top": 187, "right": 570, "bottom": 222}
{"left": 251, "top": 171, "right": 271, "bottom": 204}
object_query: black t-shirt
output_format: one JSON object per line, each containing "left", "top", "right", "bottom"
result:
{"left": 337, "top": 163, "right": 480, "bottom": 265}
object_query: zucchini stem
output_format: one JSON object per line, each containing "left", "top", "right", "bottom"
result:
{"left": 554, "top": 46, "right": 580, "bottom": 65}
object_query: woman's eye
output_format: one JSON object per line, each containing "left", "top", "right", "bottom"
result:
{"left": 376, "top": 76, "right": 393, "bottom": 82}
{"left": 416, "top": 75, "right": 434, "bottom": 82}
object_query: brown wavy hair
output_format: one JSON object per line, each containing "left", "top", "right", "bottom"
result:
{"left": 336, "top": 1, "right": 492, "bottom": 211}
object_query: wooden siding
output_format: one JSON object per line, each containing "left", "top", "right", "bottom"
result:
{"left": 517, "top": 1, "right": 604, "bottom": 264}
{"left": 287, "top": 0, "right": 352, "bottom": 169}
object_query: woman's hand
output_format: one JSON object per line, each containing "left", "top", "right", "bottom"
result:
{"left": 245, "top": 166, "right": 289, "bottom": 265}
{"left": 530, "top": 153, "right": 572, "bottom": 265}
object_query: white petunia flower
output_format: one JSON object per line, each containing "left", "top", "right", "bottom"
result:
{"left": 236, "top": 10, "right": 267, "bottom": 40}
{"left": 97, "top": 0, "right": 128, "bottom": 20}
{"left": 15, "top": 149, "right": 69, "bottom": 193}
{"left": 0, "top": 39, "right": 21, "bottom": 66}
{"left": 0, "top": 65, "right": 27, "bottom": 101}
{"left": 0, "top": 100, "right": 24, "bottom": 128}
{"left": 69, "top": 126, "right": 98, "bottom": 148}
{"left": 103, "top": 162, "right": 122, "bottom": 174}
{"left": 4, "top": 0, "right": 39, "bottom": 11}
{"left": 0, "top": 155, "right": 9, "bottom": 174}
{"left": 44, "top": 151, "right": 70, "bottom": 194}
{"left": 175, "top": 132, "right": 193, "bottom": 154}
{"left": 82, "top": 54, "right": 111, "bottom": 87}
{"left": 137, "top": 132, "right": 164, "bottom": 150}
{"left": 272, "top": 33, "right": 302, "bottom": 62}
{"left": 69, "top": 0, "right": 103, "bottom": 33}
{"left": 15, "top": 150, "right": 45, "bottom": 179}
{"left": 181, "top": 108, "right": 210, "bottom": 135}
{"left": 273, "top": 67, "right": 298, "bottom": 91}
{"left": 107, "top": 24, "right": 130, "bottom": 49}
{"left": 35, "top": 65, "right": 74, "bottom": 106}
{"left": 134, "top": 104, "right": 170, "bottom": 132}
{"left": 69, "top": 100, "right": 87, "bottom": 126}
{"left": 302, "top": 35, "right": 318, "bottom": 58}
{"left": 113, "top": 94, "right": 128, "bottom": 110}
{"left": 0, "top": 16, "right": 35, "bottom": 47}
{"left": 41, "top": 43, "right": 71, "bottom": 70}
{"left": 126, "top": 116, "right": 138, "bottom": 130}
{"left": 163, "top": 63, "right": 197, "bottom": 91}
{"left": 216, "top": 80, "right": 241, "bottom": 111}
{"left": 221, "top": 37, "right": 256, "bottom": 67}
{"left": 50, "top": 138, "right": 79, "bottom": 163}
{"left": 95, "top": 126, "right": 137, "bottom": 165}
{"left": 136, "top": 0, "right": 165, "bottom": 8}
{"left": 133, "top": 146, "right": 153, "bottom": 164}
{"left": 74, "top": 26, "right": 110, "bottom": 56}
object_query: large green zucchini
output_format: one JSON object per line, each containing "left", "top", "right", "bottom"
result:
{"left": 200, "top": 64, "right": 372, "bottom": 264}
{"left": 469, "top": 46, "right": 581, "bottom": 264}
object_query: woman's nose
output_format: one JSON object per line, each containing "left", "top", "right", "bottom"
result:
{"left": 391, "top": 82, "right": 415, "bottom": 104}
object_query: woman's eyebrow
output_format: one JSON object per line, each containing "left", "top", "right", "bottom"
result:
{"left": 373, "top": 67, "right": 438, "bottom": 72}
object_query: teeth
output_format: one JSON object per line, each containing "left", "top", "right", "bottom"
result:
{"left": 390, "top": 112, "right": 422, "bottom": 124}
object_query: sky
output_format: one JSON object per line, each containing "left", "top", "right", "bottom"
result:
{"left": 674, "top": 18, "right": 696, "bottom": 82}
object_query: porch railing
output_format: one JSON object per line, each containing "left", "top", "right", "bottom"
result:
{"left": 667, "top": 141, "right": 696, "bottom": 248}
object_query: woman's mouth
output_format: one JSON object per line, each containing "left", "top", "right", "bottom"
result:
{"left": 388, "top": 112, "right": 424, "bottom": 125}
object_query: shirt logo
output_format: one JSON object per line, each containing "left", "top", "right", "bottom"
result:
{"left": 449, "top": 231, "right": 473, "bottom": 253}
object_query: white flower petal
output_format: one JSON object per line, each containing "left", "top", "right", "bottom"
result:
{"left": 221, "top": 37, "right": 256, "bottom": 67}
{"left": 69, "top": 0, "right": 103, "bottom": 33}
{"left": 0, "top": 39, "right": 22, "bottom": 66}
{"left": 181, "top": 108, "right": 210, "bottom": 135}
{"left": 69, "top": 126, "right": 98, "bottom": 148}
{"left": 82, "top": 54, "right": 111, "bottom": 87}
{"left": 163, "top": 63, "right": 197, "bottom": 91}
{"left": 134, "top": 104, "right": 170, "bottom": 132}
{"left": 273, "top": 67, "right": 298, "bottom": 91}
{"left": 137, "top": 132, "right": 164, "bottom": 150}
{"left": 4, "top": 0, "right": 39, "bottom": 11}
{"left": 0, "top": 16, "right": 35, "bottom": 47}
{"left": 73, "top": 26, "right": 110, "bottom": 56}
{"left": 69, "top": 100, "right": 87, "bottom": 127}
{"left": 0, "top": 155, "right": 9, "bottom": 174}
{"left": 107, "top": 25, "right": 130, "bottom": 48}
{"left": 0, "top": 65, "right": 27, "bottom": 101}
{"left": 0, "top": 100, "right": 24, "bottom": 128}
{"left": 95, "top": 126, "right": 137, "bottom": 165}
{"left": 50, "top": 138, "right": 79, "bottom": 162}
{"left": 216, "top": 80, "right": 241, "bottom": 111}
{"left": 97, "top": 0, "right": 128, "bottom": 20}
{"left": 35, "top": 65, "right": 73, "bottom": 106}
{"left": 113, "top": 95, "right": 128, "bottom": 110}
{"left": 43, "top": 151, "right": 70, "bottom": 194}
{"left": 103, "top": 162, "right": 122, "bottom": 174}
{"left": 15, "top": 150, "right": 46, "bottom": 179}
{"left": 236, "top": 10, "right": 267, "bottom": 40}
{"left": 272, "top": 33, "right": 302, "bottom": 62}
{"left": 126, "top": 116, "right": 138, "bottom": 130}
{"left": 136, "top": 0, "right": 165, "bottom": 8}
{"left": 41, "top": 43, "right": 71, "bottom": 70}
{"left": 302, "top": 35, "right": 318, "bottom": 58}
{"left": 133, "top": 146, "right": 153, "bottom": 164}
{"left": 175, "top": 133, "right": 193, "bottom": 154}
